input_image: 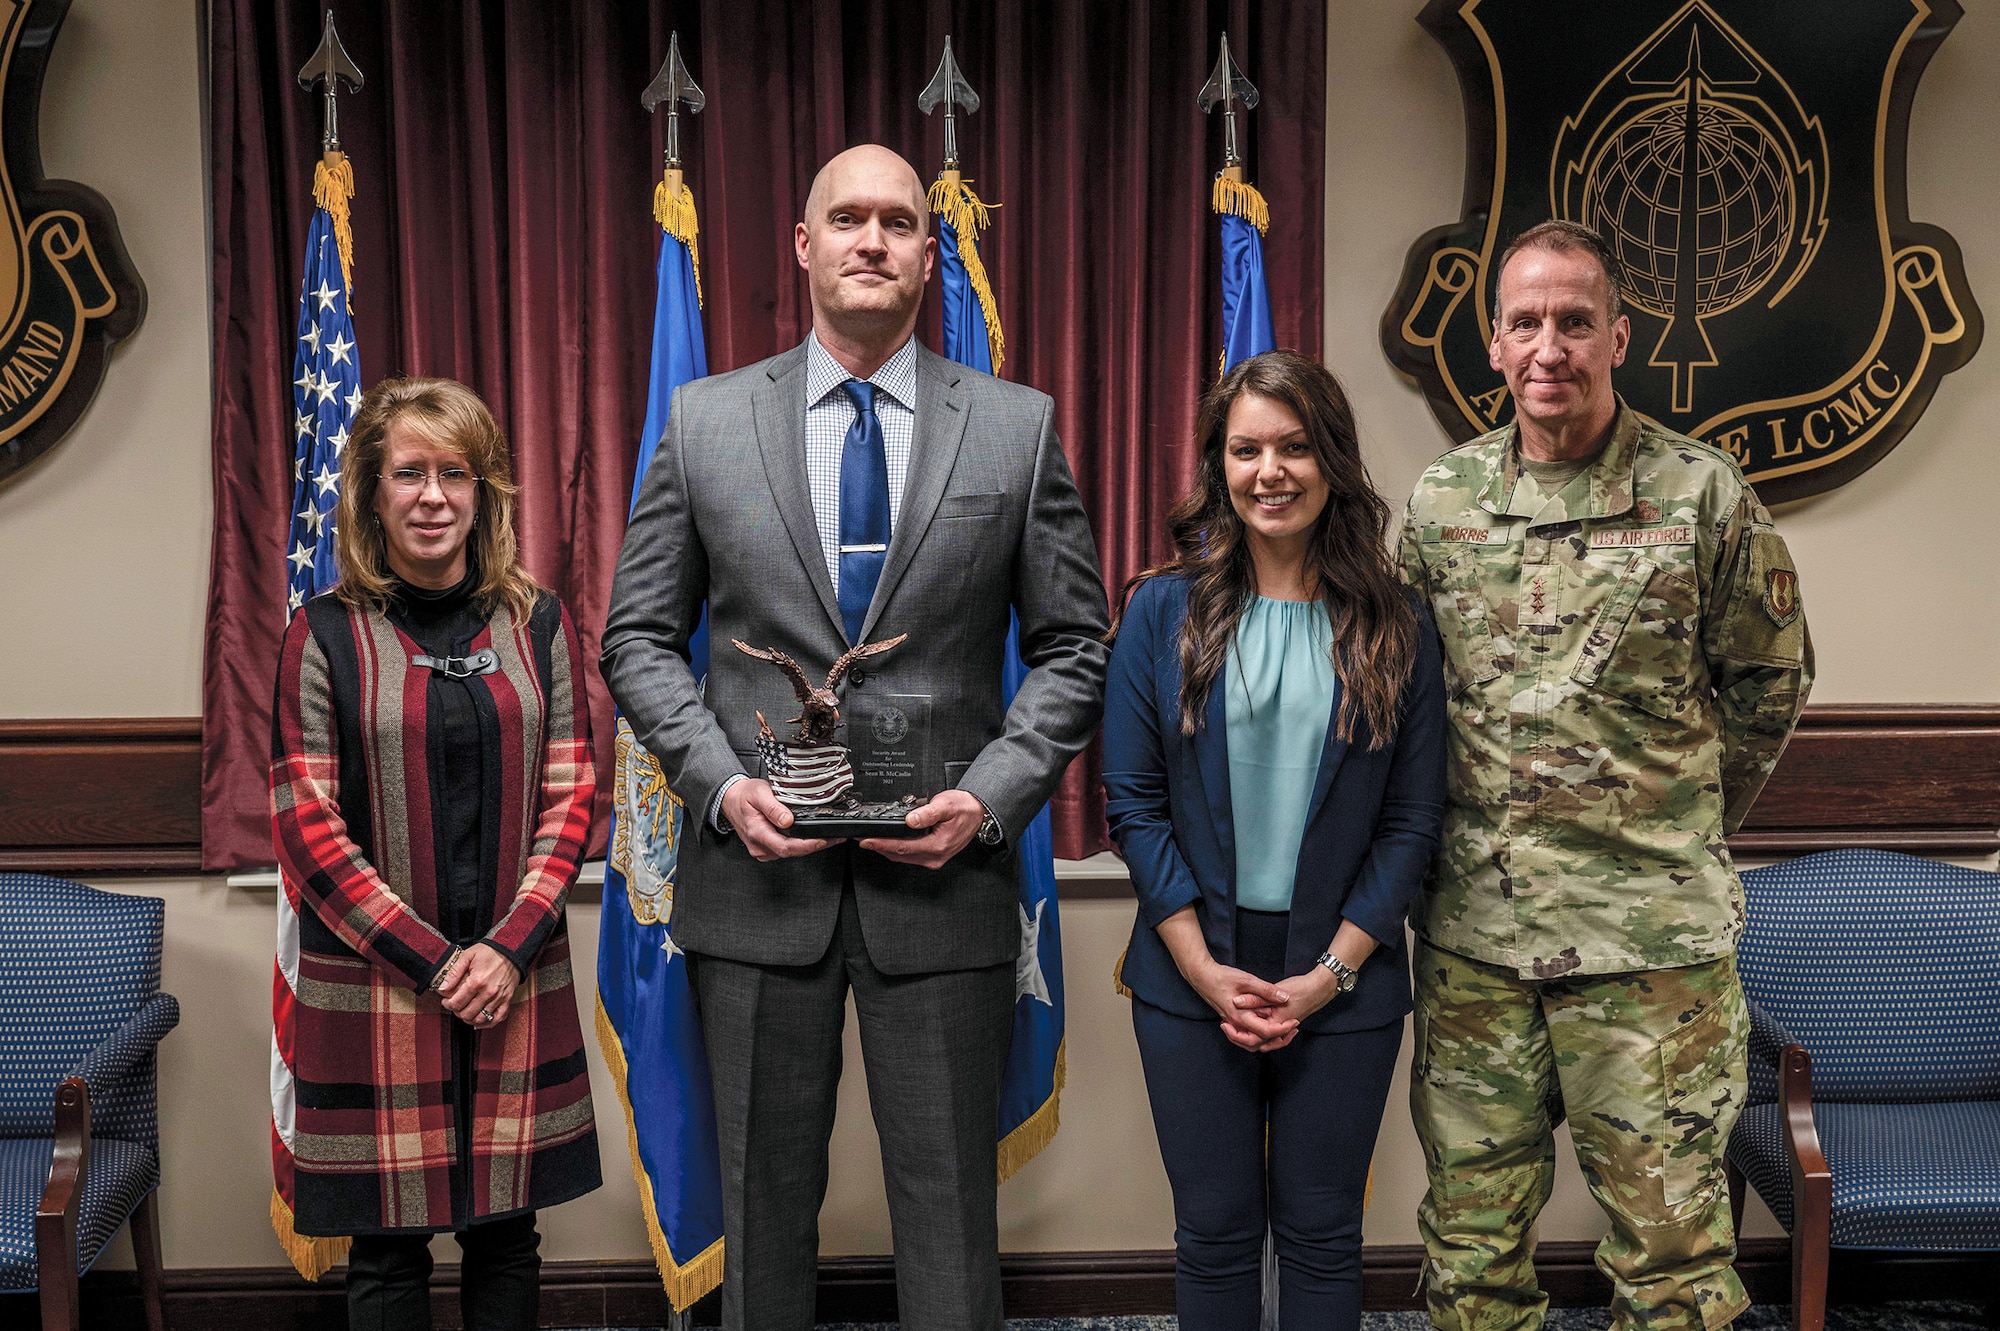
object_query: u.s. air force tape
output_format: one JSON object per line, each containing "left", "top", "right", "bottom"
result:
{"left": 1588, "top": 526, "right": 1695, "bottom": 548}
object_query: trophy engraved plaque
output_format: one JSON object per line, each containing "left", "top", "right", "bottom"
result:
{"left": 847, "top": 691, "right": 934, "bottom": 804}
{"left": 733, "top": 634, "right": 928, "bottom": 839}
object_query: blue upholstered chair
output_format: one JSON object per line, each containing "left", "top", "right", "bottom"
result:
{"left": 0, "top": 874, "right": 179, "bottom": 1331}
{"left": 1727, "top": 849, "right": 2000, "bottom": 1331}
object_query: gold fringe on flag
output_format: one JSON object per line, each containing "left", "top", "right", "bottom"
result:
{"left": 312, "top": 154, "right": 357, "bottom": 310}
{"left": 654, "top": 177, "right": 704, "bottom": 308}
{"left": 927, "top": 175, "right": 1006, "bottom": 372}
{"left": 269, "top": 1186, "right": 350, "bottom": 1281}
{"left": 1111, "top": 946, "right": 1133, "bottom": 999}
{"left": 995, "top": 1039, "right": 1066, "bottom": 1184}
{"left": 1211, "top": 174, "right": 1270, "bottom": 234}
{"left": 595, "top": 997, "right": 724, "bottom": 1312}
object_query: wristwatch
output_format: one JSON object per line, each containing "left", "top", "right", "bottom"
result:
{"left": 975, "top": 805, "right": 1003, "bottom": 845}
{"left": 1316, "top": 951, "right": 1359, "bottom": 994}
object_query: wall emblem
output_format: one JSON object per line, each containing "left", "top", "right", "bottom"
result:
{"left": 1383, "top": 1, "right": 1979, "bottom": 504}
{"left": 0, "top": 0, "right": 146, "bottom": 487}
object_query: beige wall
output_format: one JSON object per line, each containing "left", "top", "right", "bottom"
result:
{"left": 14, "top": 0, "right": 1994, "bottom": 1275}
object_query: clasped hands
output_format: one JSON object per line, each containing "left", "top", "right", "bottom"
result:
{"left": 1189, "top": 956, "right": 1343, "bottom": 1053}
{"left": 721, "top": 778, "right": 985, "bottom": 870}
{"left": 435, "top": 943, "right": 522, "bottom": 1028}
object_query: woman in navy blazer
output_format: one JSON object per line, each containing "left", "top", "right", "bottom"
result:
{"left": 1104, "top": 352, "right": 1447, "bottom": 1330}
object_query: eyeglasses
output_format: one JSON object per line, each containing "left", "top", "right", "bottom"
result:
{"left": 380, "top": 467, "right": 480, "bottom": 496}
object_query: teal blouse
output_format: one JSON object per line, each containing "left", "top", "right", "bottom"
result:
{"left": 1224, "top": 596, "right": 1337, "bottom": 912}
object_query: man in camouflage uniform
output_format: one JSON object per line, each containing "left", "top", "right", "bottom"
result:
{"left": 1398, "top": 220, "right": 1812, "bottom": 1331}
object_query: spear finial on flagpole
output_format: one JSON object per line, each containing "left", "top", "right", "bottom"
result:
{"left": 297, "top": 10, "right": 364, "bottom": 165}
{"left": 642, "top": 32, "right": 705, "bottom": 204}
{"left": 1199, "top": 33, "right": 1262, "bottom": 183}
{"left": 643, "top": 33, "right": 706, "bottom": 303}
{"left": 919, "top": 36, "right": 981, "bottom": 187}
{"left": 1200, "top": 33, "right": 1267, "bottom": 231}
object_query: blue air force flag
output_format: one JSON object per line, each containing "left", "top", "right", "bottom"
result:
{"left": 1214, "top": 176, "right": 1276, "bottom": 373}
{"left": 930, "top": 175, "right": 1067, "bottom": 1180}
{"left": 593, "top": 180, "right": 724, "bottom": 1312}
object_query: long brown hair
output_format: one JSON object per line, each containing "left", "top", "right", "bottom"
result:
{"left": 333, "top": 377, "right": 541, "bottom": 619}
{"left": 1113, "top": 351, "right": 1417, "bottom": 746}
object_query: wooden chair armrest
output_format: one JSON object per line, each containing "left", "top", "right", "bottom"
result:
{"left": 1780, "top": 1045, "right": 1831, "bottom": 1331}
{"left": 1780, "top": 1043, "right": 1831, "bottom": 1190}
{"left": 36, "top": 1077, "right": 90, "bottom": 1330}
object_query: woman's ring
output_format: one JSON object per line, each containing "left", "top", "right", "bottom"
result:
{"left": 479, "top": 1008, "right": 493, "bottom": 1022}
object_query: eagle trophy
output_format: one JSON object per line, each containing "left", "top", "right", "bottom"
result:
{"left": 731, "top": 634, "right": 908, "bottom": 746}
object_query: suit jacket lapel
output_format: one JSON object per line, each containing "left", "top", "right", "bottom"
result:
{"left": 1302, "top": 676, "right": 1351, "bottom": 830}
{"left": 861, "top": 346, "right": 967, "bottom": 643}
{"left": 752, "top": 345, "right": 845, "bottom": 639}
{"left": 1193, "top": 682, "right": 1235, "bottom": 876}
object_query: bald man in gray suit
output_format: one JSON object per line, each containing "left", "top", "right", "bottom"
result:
{"left": 602, "top": 145, "right": 1110, "bottom": 1331}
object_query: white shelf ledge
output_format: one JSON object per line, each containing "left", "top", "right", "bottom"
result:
{"left": 229, "top": 851, "right": 1131, "bottom": 892}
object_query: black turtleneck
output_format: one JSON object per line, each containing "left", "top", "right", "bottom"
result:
{"left": 387, "top": 570, "right": 491, "bottom": 948}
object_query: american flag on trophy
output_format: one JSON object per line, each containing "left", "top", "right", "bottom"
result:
{"left": 754, "top": 711, "right": 854, "bottom": 807}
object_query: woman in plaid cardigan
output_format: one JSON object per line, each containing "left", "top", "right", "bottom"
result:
{"left": 271, "top": 377, "right": 598, "bottom": 1331}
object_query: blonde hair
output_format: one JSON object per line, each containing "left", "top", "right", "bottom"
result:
{"left": 333, "top": 377, "right": 541, "bottom": 619}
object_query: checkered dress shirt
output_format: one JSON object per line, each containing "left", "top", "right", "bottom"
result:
{"left": 803, "top": 331, "right": 917, "bottom": 595}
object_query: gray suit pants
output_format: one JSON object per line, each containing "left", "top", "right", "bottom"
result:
{"left": 689, "top": 883, "right": 1016, "bottom": 1331}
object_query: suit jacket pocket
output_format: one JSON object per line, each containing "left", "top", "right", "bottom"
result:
{"left": 936, "top": 491, "right": 1005, "bottom": 520}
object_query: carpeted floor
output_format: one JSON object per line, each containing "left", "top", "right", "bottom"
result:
{"left": 575, "top": 1300, "right": 1994, "bottom": 1331}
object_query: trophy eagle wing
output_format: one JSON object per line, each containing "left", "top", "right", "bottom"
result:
{"left": 731, "top": 640, "right": 817, "bottom": 707}
{"left": 824, "top": 633, "right": 909, "bottom": 693}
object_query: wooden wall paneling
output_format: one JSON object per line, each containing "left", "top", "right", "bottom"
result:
{"left": 1, "top": 705, "right": 1994, "bottom": 878}
{"left": 1732, "top": 705, "right": 2000, "bottom": 856}
{"left": 0, "top": 718, "right": 202, "bottom": 874}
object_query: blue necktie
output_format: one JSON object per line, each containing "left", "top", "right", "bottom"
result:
{"left": 837, "top": 379, "right": 890, "bottom": 644}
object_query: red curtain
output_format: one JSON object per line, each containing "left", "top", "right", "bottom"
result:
{"left": 203, "top": 1, "right": 1324, "bottom": 870}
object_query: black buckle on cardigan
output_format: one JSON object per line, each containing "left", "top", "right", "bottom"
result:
{"left": 413, "top": 648, "right": 500, "bottom": 679}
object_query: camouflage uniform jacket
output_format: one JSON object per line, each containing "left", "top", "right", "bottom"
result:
{"left": 1399, "top": 400, "right": 1812, "bottom": 979}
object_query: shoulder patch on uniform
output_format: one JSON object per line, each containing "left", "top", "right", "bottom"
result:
{"left": 1588, "top": 526, "right": 1695, "bottom": 548}
{"left": 1763, "top": 568, "right": 1801, "bottom": 628}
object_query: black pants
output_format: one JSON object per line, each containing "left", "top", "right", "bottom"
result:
{"left": 345, "top": 1213, "right": 540, "bottom": 1331}
{"left": 1132, "top": 908, "right": 1404, "bottom": 1331}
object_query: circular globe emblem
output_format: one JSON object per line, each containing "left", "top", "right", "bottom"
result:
{"left": 1583, "top": 97, "right": 1796, "bottom": 322}
{"left": 871, "top": 706, "right": 909, "bottom": 745}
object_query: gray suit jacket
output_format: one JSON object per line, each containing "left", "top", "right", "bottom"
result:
{"left": 602, "top": 340, "right": 1111, "bottom": 975}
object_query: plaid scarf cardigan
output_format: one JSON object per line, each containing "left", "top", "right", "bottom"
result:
{"left": 271, "top": 588, "right": 599, "bottom": 1236}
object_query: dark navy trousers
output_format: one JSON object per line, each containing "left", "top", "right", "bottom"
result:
{"left": 1132, "top": 907, "right": 1403, "bottom": 1331}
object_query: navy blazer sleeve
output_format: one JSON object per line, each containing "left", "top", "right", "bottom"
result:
{"left": 1102, "top": 579, "right": 1204, "bottom": 931}
{"left": 1336, "top": 601, "right": 1448, "bottom": 950}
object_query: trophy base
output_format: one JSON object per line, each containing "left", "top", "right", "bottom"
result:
{"left": 781, "top": 797, "right": 926, "bottom": 840}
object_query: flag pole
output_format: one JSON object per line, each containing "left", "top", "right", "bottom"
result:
{"left": 921, "top": 35, "right": 1069, "bottom": 1185}
{"left": 599, "top": 34, "right": 719, "bottom": 1331}
{"left": 272, "top": 10, "right": 365, "bottom": 1279}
